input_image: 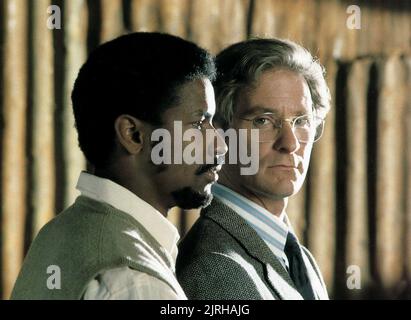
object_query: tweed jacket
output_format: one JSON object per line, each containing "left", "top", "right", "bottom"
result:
{"left": 176, "top": 197, "right": 328, "bottom": 300}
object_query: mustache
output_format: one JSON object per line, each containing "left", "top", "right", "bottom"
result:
{"left": 195, "top": 157, "right": 225, "bottom": 175}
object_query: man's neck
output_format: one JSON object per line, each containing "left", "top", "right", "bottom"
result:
{"left": 94, "top": 165, "right": 170, "bottom": 217}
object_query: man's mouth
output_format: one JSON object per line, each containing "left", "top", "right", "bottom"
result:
{"left": 270, "top": 164, "right": 297, "bottom": 169}
{"left": 197, "top": 164, "right": 222, "bottom": 176}
{"left": 196, "top": 156, "right": 224, "bottom": 176}
{"left": 269, "top": 160, "right": 299, "bottom": 169}
{"left": 267, "top": 161, "right": 300, "bottom": 174}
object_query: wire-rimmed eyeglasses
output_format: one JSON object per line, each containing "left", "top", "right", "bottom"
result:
{"left": 237, "top": 112, "right": 325, "bottom": 143}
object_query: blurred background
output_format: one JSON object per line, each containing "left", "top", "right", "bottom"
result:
{"left": 1, "top": 0, "right": 411, "bottom": 300}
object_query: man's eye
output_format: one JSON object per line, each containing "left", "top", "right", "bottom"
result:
{"left": 252, "top": 117, "right": 271, "bottom": 127}
{"left": 295, "top": 117, "right": 310, "bottom": 127}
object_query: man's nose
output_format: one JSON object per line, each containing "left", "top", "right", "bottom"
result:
{"left": 273, "top": 122, "right": 300, "bottom": 153}
{"left": 214, "top": 128, "right": 228, "bottom": 157}
{"left": 205, "top": 127, "right": 228, "bottom": 160}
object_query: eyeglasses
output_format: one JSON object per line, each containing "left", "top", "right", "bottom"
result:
{"left": 237, "top": 112, "right": 325, "bottom": 143}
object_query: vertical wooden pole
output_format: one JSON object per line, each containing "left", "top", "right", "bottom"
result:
{"left": 63, "top": 0, "right": 87, "bottom": 208}
{"left": 216, "top": 0, "right": 248, "bottom": 50}
{"left": 31, "top": 0, "right": 56, "bottom": 236}
{"left": 100, "top": 0, "right": 124, "bottom": 42}
{"left": 1, "top": 0, "right": 27, "bottom": 299}
{"left": 131, "top": 0, "right": 160, "bottom": 32}
{"left": 307, "top": 59, "right": 337, "bottom": 293}
{"left": 159, "top": 0, "right": 188, "bottom": 38}
{"left": 397, "top": 2, "right": 411, "bottom": 55}
{"left": 405, "top": 56, "right": 411, "bottom": 284}
{"left": 376, "top": 55, "right": 406, "bottom": 289}
{"left": 356, "top": 2, "right": 370, "bottom": 59}
{"left": 390, "top": 1, "right": 411, "bottom": 52}
{"left": 368, "top": 2, "right": 387, "bottom": 58}
{"left": 249, "top": 0, "right": 277, "bottom": 37}
{"left": 339, "top": 0, "right": 359, "bottom": 61}
{"left": 189, "top": 0, "right": 221, "bottom": 53}
{"left": 315, "top": 0, "right": 340, "bottom": 61}
{"left": 275, "top": 0, "right": 317, "bottom": 51}
{"left": 345, "top": 59, "right": 371, "bottom": 295}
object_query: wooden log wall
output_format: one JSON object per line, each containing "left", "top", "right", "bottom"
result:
{"left": 1, "top": 0, "right": 27, "bottom": 301}
{"left": 1, "top": 0, "right": 411, "bottom": 299}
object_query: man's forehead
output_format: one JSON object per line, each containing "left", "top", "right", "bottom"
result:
{"left": 184, "top": 79, "right": 214, "bottom": 113}
{"left": 243, "top": 68, "right": 311, "bottom": 103}
{"left": 163, "top": 78, "right": 215, "bottom": 119}
{"left": 237, "top": 85, "right": 312, "bottom": 117}
{"left": 238, "top": 101, "right": 312, "bottom": 118}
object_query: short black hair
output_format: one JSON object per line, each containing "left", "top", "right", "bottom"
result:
{"left": 71, "top": 32, "right": 215, "bottom": 167}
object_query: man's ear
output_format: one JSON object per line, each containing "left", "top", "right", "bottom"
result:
{"left": 114, "top": 115, "right": 146, "bottom": 155}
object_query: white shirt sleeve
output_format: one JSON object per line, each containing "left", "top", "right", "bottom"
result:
{"left": 82, "top": 266, "right": 184, "bottom": 300}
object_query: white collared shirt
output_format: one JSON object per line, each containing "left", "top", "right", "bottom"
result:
{"left": 77, "top": 171, "right": 186, "bottom": 300}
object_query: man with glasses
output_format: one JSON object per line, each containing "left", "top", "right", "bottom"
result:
{"left": 176, "top": 38, "right": 331, "bottom": 300}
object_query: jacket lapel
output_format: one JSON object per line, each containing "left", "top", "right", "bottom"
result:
{"left": 301, "top": 247, "right": 329, "bottom": 299}
{"left": 202, "top": 198, "right": 303, "bottom": 300}
{"left": 265, "top": 264, "right": 303, "bottom": 300}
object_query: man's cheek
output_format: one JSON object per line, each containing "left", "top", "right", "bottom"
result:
{"left": 301, "top": 149, "right": 313, "bottom": 173}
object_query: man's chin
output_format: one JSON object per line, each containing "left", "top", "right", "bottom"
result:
{"left": 171, "top": 187, "right": 213, "bottom": 210}
{"left": 256, "top": 181, "right": 299, "bottom": 200}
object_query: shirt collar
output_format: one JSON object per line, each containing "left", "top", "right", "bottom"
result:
{"left": 212, "top": 183, "right": 289, "bottom": 261}
{"left": 76, "top": 171, "right": 180, "bottom": 262}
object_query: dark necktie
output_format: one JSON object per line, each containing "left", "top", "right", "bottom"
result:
{"left": 284, "top": 232, "right": 316, "bottom": 300}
